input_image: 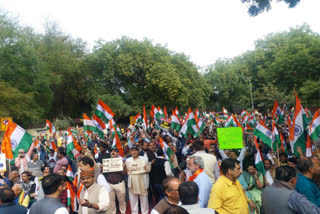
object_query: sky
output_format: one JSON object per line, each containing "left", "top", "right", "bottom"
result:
{"left": 0, "top": 0, "right": 319, "bottom": 68}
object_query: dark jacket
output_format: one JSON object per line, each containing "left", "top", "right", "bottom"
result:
{"left": 0, "top": 202, "right": 27, "bottom": 214}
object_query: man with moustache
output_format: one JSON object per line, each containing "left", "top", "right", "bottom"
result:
{"left": 79, "top": 169, "right": 109, "bottom": 214}
{"left": 103, "top": 147, "right": 126, "bottom": 214}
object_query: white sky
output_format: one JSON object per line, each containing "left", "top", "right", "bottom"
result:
{"left": 0, "top": 0, "right": 319, "bottom": 68}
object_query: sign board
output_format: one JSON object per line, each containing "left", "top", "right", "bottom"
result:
{"left": 160, "top": 118, "right": 171, "bottom": 130}
{"left": 130, "top": 116, "right": 136, "bottom": 125}
{"left": 0, "top": 154, "right": 6, "bottom": 172}
{"left": 126, "top": 160, "right": 146, "bottom": 175}
{"left": 217, "top": 127, "right": 243, "bottom": 150}
{"left": 103, "top": 158, "right": 123, "bottom": 173}
{"left": 1, "top": 117, "right": 12, "bottom": 132}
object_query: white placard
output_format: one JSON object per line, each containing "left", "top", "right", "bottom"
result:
{"left": 103, "top": 158, "right": 123, "bottom": 173}
{"left": 0, "top": 154, "right": 6, "bottom": 172}
{"left": 126, "top": 159, "right": 146, "bottom": 175}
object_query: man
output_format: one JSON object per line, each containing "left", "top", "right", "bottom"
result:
{"left": 192, "top": 140, "right": 219, "bottom": 184}
{"left": 12, "top": 184, "right": 30, "bottom": 208}
{"left": 15, "top": 145, "right": 34, "bottom": 174}
{"left": 126, "top": 145, "right": 151, "bottom": 214}
{"left": 4, "top": 170, "right": 19, "bottom": 188}
{"left": 262, "top": 165, "right": 320, "bottom": 214}
{"left": 53, "top": 148, "right": 69, "bottom": 174}
{"left": 150, "top": 148, "right": 174, "bottom": 202}
{"left": 187, "top": 156, "right": 212, "bottom": 208}
{"left": 104, "top": 147, "right": 126, "bottom": 214}
{"left": 208, "top": 158, "right": 257, "bottom": 214}
{"left": 79, "top": 169, "right": 109, "bottom": 214}
{"left": 219, "top": 143, "right": 246, "bottom": 169}
{"left": 151, "top": 176, "right": 182, "bottom": 214}
{"left": 295, "top": 156, "right": 320, "bottom": 207}
{"left": 27, "top": 153, "right": 45, "bottom": 178}
{"left": 29, "top": 174, "right": 68, "bottom": 214}
{"left": 0, "top": 188, "right": 27, "bottom": 214}
{"left": 179, "top": 181, "right": 215, "bottom": 214}
{"left": 58, "top": 169, "right": 67, "bottom": 177}
{"left": 95, "top": 143, "right": 110, "bottom": 164}
{"left": 263, "top": 159, "right": 275, "bottom": 185}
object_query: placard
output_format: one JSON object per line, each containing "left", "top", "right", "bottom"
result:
{"left": 126, "top": 160, "right": 146, "bottom": 175}
{"left": 103, "top": 158, "right": 123, "bottom": 173}
{"left": 160, "top": 118, "right": 171, "bottom": 130}
{"left": 0, "top": 154, "right": 6, "bottom": 172}
{"left": 217, "top": 127, "right": 243, "bottom": 149}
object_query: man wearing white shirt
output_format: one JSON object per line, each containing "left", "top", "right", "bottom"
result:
{"left": 79, "top": 169, "right": 109, "bottom": 214}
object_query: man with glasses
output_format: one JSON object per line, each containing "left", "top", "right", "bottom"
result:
{"left": 151, "top": 176, "right": 182, "bottom": 214}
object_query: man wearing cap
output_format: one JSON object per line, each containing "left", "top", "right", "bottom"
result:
{"left": 126, "top": 145, "right": 151, "bottom": 214}
{"left": 103, "top": 147, "right": 126, "bottom": 214}
{"left": 15, "top": 143, "right": 34, "bottom": 174}
{"left": 79, "top": 169, "right": 109, "bottom": 214}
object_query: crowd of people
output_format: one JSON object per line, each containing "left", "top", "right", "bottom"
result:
{"left": 1, "top": 117, "right": 320, "bottom": 214}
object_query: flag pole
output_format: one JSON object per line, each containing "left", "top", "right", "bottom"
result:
{"left": 276, "top": 142, "right": 280, "bottom": 165}
{"left": 8, "top": 159, "right": 11, "bottom": 174}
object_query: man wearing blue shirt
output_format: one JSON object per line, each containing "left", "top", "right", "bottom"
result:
{"left": 295, "top": 157, "right": 320, "bottom": 207}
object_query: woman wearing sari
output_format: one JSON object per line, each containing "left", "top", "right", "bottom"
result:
{"left": 242, "top": 162, "right": 264, "bottom": 214}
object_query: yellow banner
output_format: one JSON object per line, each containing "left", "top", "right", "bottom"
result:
{"left": 130, "top": 116, "right": 136, "bottom": 125}
{"left": 1, "top": 117, "right": 12, "bottom": 131}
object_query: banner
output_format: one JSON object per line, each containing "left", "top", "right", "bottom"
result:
{"left": 1, "top": 117, "right": 12, "bottom": 131}
{"left": 160, "top": 118, "right": 171, "bottom": 130}
{"left": 103, "top": 158, "right": 123, "bottom": 173}
{"left": 217, "top": 127, "right": 243, "bottom": 149}
{"left": 130, "top": 116, "right": 136, "bottom": 125}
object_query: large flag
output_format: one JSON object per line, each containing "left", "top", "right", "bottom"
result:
{"left": 171, "top": 111, "right": 182, "bottom": 132}
{"left": 309, "top": 110, "right": 320, "bottom": 141}
{"left": 254, "top": 136, "right": 266, "bottom": 175}
{"left": 95, "top": 99, "right": 115, "bottom": 123}
{"left": 159, "top": 137, "right": 174, "bottom": 169}
{"left": 46, "top": 120, "right": 56, "bottom": 134}
{"left": 186, "top": 108, "right": 200, "bottom": 137}
{"left": 111, "top": 126, "right": 124, "bottom": 157}
{"left": 253, "top": 120, "right": 272, "bottom": 148}
{"left": 289, "top": 93, "right": 308, "bottom": 156}
{"left": 92, "top": 115, "right": 106, "bottom": 139}
{"left": 66, "top": 131, "right": 82, "bottom": 160}
{"left": 271, "top": 121, "right": 281, "bottom": 152}
{"left": 1, "top": 121, "right": 32, "bottom": 160}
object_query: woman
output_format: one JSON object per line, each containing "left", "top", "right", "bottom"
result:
{"left": 242, "top": 163, "right": 264, "bottom": 213}
{"left": 27, "top": 153, "right": 45, "bottom": 178}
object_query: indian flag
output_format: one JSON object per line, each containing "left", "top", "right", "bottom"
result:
{"left": 306, "top": 134, "right": 312, "bottom": 157}
{"left": 83, "top": 113, "right": 96, "bottom": 133}
{"left": 222, "top": 107, "right": 228, "bottom": 120}
{"left": 151, "top": 105, "right": 161, "bottom": 123}
{"left": 159, "top": 137, "right": 174, "bottom": 169}
{"left": 92, "top": 114, "right": 106, "bottom": 139}
{"left": 187, "top": 108, "right": 200, "bottom": 137}
{"left": 66, "top": 182, "right": 78, "bottom": 212}
{"left": 171, "top": 111, "right": 182, "bottom": 132}
{"left": 271, "top": 100, "right": 281, "bottom": 120}
{"left": 194, "top": 109, "right": 205, "bottom": 134}
{"left": 66, "top": 131, "right": 82, "bottom": 160}
{"left": 46, "top": 120, "right": 56, "bottom": 134}
{"left": 241, "top": 110, "right": 248, "bottom": 116}
{"left": 143, "top": 104, "right": 148, "bottom": 130}
{"left": 246, "top": 115, "right": 256, "bottom": 130}
{"left": 254, "top": 136, "right": 265, "bottom": 175}
{"left": 135, "top": 113, "right": 143, "bottom": 124}
{"left": 164, "top": 106, "right": 168, "bottom": 119}
{"left": 116, "top": 125, "right": 122, "bottom": 138}
{"left": 67, "top": 165, "right": 74, "bottom": 180}
{"left": 253, "top": 120, "right": 272, "bottom": 148}
{"left": 111, "top": 126, "right": 124, "bottom": 157}
{"left": 289, "top": 93, "right": 308, "bottom": 156}
{"left": 1, "top": 121, "right": 32, "bottom": 160}
{"left": 271, "top": 121, "right": 281, "bottom": 152}
{"left": 225, "top": 116, "right": 235, "bottom": 127}
{"left": 95, "top": 99, "right": 115, "bottom": 123}
{"left": 309, "top": 110, "right": 320, "bottom": 141}
{"left": 175, "top": 107, "right": 181, "bottom": 121}
{"left": 232, "top": 115, "right": 244, "bottom": 131}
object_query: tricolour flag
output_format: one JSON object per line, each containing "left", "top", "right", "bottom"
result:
{"left": 254, "top": 136, "right": 265, "bottom": 175}
{"left": 194, "top": 109, "right": 205, "bottom": 134}
{"left": 253, "top": 120, "right": 272, "bottom": 148}
{"left": 66, "top": 182, "right": 78, "bottom": 212}
{"left": 92, "top": 114, "right": 106, "bottom": 139}
{"left": 289, "top": 93, "right": 308, "bottom": 156}
{"left": 143, "top": 104, "right": 148, "bottom": 130}
{"left": 180, "top": 114, "right": 189, "bottom": 137}
{"left": 1, "top": 121, "right": 32, "bottom": 160}
{"left": 83, "top": 113, "right": 96, "bottom": 134}
{"left": 66, "top": 131, "right": 82, "bottom": 160}
{"left": 67, "top": 165, "right": 74, "bottom": 179}
{"left": 225, "top": 116, "right": 235, "bottom": 127}
{"left": 271, "top": 121, "right": 281, "bottom": 152}
{"left": 171, "top": 111, "right": 182, "bottom": 132}
{"left": 159, "top": 137, "right": 174, "bottom": 169}
{"left": 151, "top": 105, "right": 161, "bottom": 123}
{"left": 222, "top": 107, "right": 228, "bottom": 120}
{"left": 186, "top": 108, "right": 199, "bottom": 137}
{"left": 232, "top": 115, "right": 244, "bottom": 131}
{"left": 95, "top": 99, "right": 115, "bottom": 123}
{"left": 164, "top": 106, "right": 168, "bottom": 119}
{"left": 306, "top": 134, "right": 312, "bottom": 157}
{"left": 135, "top": 113, "right": 143, "bottom": 124}
{"left": 46, "top": 120, "right": 56, "bottom": 134}
{"left": 309, "top": 110, "right": 320, "bottom": 141}
{"left": 111, "top": 126, "right": 124, "bottom": 157}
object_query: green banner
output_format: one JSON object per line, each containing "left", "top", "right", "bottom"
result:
{"left": 217, "top": 127, "right": 243, "bottom": 149}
